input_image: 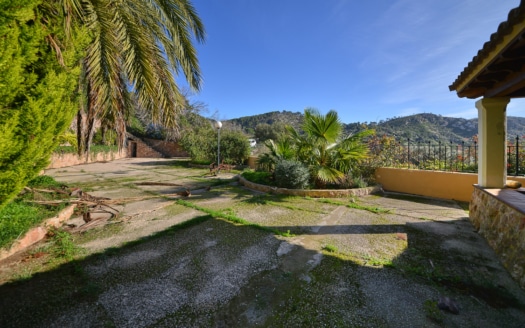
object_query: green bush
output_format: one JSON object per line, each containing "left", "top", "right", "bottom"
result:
{"left": 27, "top": 175, "right": 63, "bottom": 188}
{"left": 219, "top": 130, "right": 251, "bottom": 165}
{"left": 241, "top": 170, "right": 274, "bottom": 185}
{"left": 274, "top": 160, "right": 310, "bottom": 189}
{"left": 181, "top": 124, "right": 251, "bottom": 165}
{"left": 0, "top": 0, "right": 88, "bottom": 211}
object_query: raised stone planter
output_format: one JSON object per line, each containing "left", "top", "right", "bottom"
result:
{"left": 470, "top": 186, "right": 525, "bottom": 289}
{"left": 238, "top": 176, "right": 383, "bottom": 198}
{"left": 0, "top": 204, "right": 77, "bottom": 261}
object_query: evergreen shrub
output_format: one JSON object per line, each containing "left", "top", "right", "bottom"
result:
{"left": 274, "top": 160, "right": 310, "bottom": 189}
{"left": 0, "top": 0, "right": 88, "bottom": 210}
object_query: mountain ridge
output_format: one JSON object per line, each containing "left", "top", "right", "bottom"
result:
{"left": 225, "top": 111, "right": 525, "bottom": 144}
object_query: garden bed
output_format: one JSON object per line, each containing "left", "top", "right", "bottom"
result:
{"left": 238, "top": 176, "right": 383, "bottom": 198}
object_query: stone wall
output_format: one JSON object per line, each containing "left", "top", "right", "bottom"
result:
{"left": 128, "top": 137, "right": 164, "bottom": 158}
{"left": 142, "top": 138, "right": 188, "bottom": 157}
{"left": 47, "top": 149, "right": 127, "bottom": 169}
{"left": 238, "top": 176, "right": 383, "bottom": 198}
{"left": 470, "top": 186, "right": 525, "bottom": 288}
{"left": 127, "top": 137, "right": 188, "bottom": 158}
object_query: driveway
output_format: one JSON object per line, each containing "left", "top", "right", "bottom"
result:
{"left": 1, "top": 158, "right": 524, "bottom": 327}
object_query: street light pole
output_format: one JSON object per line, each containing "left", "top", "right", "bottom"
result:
{"left": 215, "top": 120, "right": 222, "bottom": 172}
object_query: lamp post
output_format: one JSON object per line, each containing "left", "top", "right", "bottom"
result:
{"left": 214, "top": 120, "right": 222, "bottom": 171}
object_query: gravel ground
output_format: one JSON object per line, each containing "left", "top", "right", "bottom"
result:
{"left": 1, "top": 158, "right": 525, "bottom": 327}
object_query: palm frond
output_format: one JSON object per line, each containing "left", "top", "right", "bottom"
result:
{"left": 303, "top": 107, "right": 341, "bottom": 143}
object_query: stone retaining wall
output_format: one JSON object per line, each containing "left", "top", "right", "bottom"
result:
{"left": 142, "top": 138, "right": 188, "bottom": 157}
{"left": 238, "top": 176, "right": 382, "bottom": 198}
{"left": 470, "top": 187, "right": 525, "bottom": 288}
{"left": 47, "top": 150, "right": 127, "bottom": 169}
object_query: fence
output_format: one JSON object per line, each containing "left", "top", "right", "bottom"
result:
{"left": 371, "top": 136, "right": 525, "bottom": 176}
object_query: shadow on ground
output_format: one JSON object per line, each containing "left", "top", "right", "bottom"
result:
{"left": 1, "top": 215, "right": 524, "bottom": 327}
{"left": 1, "top": 158, "right": 524, "bottom": 327}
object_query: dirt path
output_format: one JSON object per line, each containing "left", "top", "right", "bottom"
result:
{"left": 1, "top": 158, "right": 525, "bottom": 327}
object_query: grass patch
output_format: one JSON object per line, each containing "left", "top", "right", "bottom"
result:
{"left": 322, "top": 244, "right": 338, "bottom": 253}
{"left": 241, "top": 170, "right": 274, "bottom": 185}
{"left": 0, "top": 175, "right": 71, "bottom": 250}
{"left": 47, "top": 228, "right": 84, "bottom": 262}
{"left": 315, "top": 198, "right": 390, "bottom": 214}
{"left": 176, "top": 199, "right": 294, "bottom": 237}
{"left": 423, "top": 299, "right": 444, "bottom": 323}
{"left": 243, "top": 195, "right": 327, "bottom": 214}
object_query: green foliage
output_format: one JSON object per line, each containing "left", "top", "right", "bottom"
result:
{"left": 27, "top": 175, "right": 63, "bottom": 189}
{"left": 274, "top": 160, "right": 310, "bottom": 189}
{"left": 227, "top": 110, "right": 304, "bottom": 134}
{"left": 256, "top": 138, "right": 295, "bottom": 172}
{"left": 226, "top": 111, "right": 525, "bottom": 146}
{"left": 322, "top": 244, "right": 338, "bottom": 253}
{"left": 254, "top": 108, "right": 373, "bottom": 189}
{"left": 423, "top": 299, "right": 444, "bottom": 323}
{"left": 57, "top": 132, "right": 78, "bottom": 152}
{"left": 126, "top": 115, "right": 147, "bottom": 137}
{"left": 241, "top": 170, "right": 274, "bottom": 185}
{"left": 181, "top": 126, "right": 216, "bottom": 163}
{"left": 48, "top": 228, "right": 82, "bottom": 261}
{"left": 0, "top": 0, "right": 88, "bottom": 211}
{"left": 68, "top": 0, "right": 205, "bottom": 155}
{"left": 0, "top": 201, "right": 54, "bottom": 249}
{"left": 289, "top": 108, "right": 374, "bottom": 188}
{"left": 219, "top": 130, "right": 251, "bottom": 165}
{"left": 0, "top": 176, "right": 70, "bottom": 250}
{"left": 92, "top": 128, "right": 117, "bottom": 146}
{"left": 254, "top": 122, "right": 288, "bottom": 142}
{"left": 180, "top": 119, "right": 251, "bottom": 165}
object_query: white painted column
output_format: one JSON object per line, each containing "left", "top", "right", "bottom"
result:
{"left": 476, "top": 97, "right": 510, "bottom": 188}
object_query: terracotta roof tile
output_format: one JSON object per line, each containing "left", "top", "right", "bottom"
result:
{"left": 449, "top": 0, "right": 525, "bottom": 91}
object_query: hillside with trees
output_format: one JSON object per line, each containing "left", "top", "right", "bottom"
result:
{"left": 225, "top": 111, "right": 525, "bottom": 144}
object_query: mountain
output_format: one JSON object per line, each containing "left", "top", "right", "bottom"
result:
{"left": 225, "top": 111, "right": 525, "bottom": 144}
{"left": 226, "top": 110, "right": 304, "bottom": 132}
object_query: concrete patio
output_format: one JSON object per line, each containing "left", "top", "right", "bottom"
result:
{"left": 0, "top": 158, "right": 524, "bottom": 327}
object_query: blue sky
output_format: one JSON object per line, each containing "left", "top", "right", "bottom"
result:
{"left": 181, "top": 0, "right": 525, "bottom": 124}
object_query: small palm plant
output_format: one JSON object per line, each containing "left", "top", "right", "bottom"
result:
{"left": 289, "top": 108, "right": 374, "bottom": 188}
{"left": 256, "top": 137, "right": 295, "bottom": 172}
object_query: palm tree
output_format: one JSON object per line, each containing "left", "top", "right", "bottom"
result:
{"left": 256, "top": 137, "right": 295, "bottom": 172}
{"left": 290, "top": 108, "right": 373, "bottom": 188}
{"left": 46, "top": 0, "right": 205, "bottom": 155}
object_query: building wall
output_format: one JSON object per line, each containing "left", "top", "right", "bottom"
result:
{"left": 375, "top": 167, "right": 525, "bottom": 202}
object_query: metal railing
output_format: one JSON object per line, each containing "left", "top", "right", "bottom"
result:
{"left": 371, "top": 136, "right": 525, "bottom": 176}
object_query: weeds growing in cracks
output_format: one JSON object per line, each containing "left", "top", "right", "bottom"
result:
{"left": 176, "top": 199, "right": 294, "bottom": 237}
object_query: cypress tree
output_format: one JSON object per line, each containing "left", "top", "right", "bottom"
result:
{"left": 0, "top": 0, "right": 88, "bottom": 210}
